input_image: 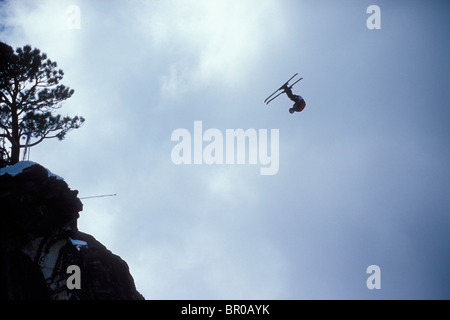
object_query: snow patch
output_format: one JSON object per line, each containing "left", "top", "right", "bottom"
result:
{"left": 0, "top": 161, "right": 64, "bottom": 180}
{"left": 69, "top": 237, "right": 88, "bottom": 251}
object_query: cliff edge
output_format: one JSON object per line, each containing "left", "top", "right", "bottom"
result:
{"left": 0, "top": 161, "right": 144, "bottom": 300}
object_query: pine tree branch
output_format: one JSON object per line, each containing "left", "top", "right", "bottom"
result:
{"left": 0, "top": 91, "right": 11, "bottom": 105}
{"left": 0, "top": 121, "right": 10, "bottom": 132}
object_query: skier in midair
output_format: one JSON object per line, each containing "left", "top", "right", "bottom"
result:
{"left": 280, "top": 84, "right": 306, "bottom": 114}
{"left": 264, "top": 73, "right": 306, "bottom": 114}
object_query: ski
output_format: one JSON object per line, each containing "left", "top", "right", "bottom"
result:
{"left": 264, "top": 73, "right": 298, "bottom": 104}
{"left": 288, "top": 77, "right": 303, "bottom": 90}
{"left": 265, "top": 77, "right": 303, "bottom": 105}
{"left": 264, "top": 73, "right": 303, "bottom": 105}
{"left": 265, "top": 91, "right": 285, "bottom": 105}
{"left": 265, "top": 77, "right": 302, "bottom": 105}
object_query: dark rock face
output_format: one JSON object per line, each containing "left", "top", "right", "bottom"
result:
{"left": 0, "top": 162, "right": 144, "bottom": 300}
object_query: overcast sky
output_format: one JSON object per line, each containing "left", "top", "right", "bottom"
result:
{"left": 1, "top": 0, "right": 449, "bottom": 299}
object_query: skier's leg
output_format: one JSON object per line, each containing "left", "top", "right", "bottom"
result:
{"left": 282, "top": 86, "right": 296, "bottom": 101}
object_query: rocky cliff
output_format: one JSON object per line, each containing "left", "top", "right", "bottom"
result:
{"left": 0, "top": 161, "right": 144, "bottom": 300}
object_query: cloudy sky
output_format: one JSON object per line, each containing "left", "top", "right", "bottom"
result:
{"left": 1, "top": 0, "right": 449, "bottom": 299}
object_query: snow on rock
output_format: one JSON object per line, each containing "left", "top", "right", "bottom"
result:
{"left": 0, "top": 161, "right": 64, "bottom": 180}
{"left": 69, "top": 237, "right": 89, "bottom": 251}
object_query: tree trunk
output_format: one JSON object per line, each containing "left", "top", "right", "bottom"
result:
{"left": 10, "top": 142, "right": 20, "bottom": 164}
{"left": 9, "top": 79, "right": 21, "bottom": 165}
{"left": 10, "top": 102, "right": 20, "bottom": 165}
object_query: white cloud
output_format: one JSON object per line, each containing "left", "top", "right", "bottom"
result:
{"left": 129, "top": 0, "right": 285, "bottom": 95}
{"left": 1, "top": 0, "right": 81, "bottom": 57}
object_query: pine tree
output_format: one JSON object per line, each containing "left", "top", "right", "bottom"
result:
{"left": 0, "top": 42, "right": 84, "bottom": 167}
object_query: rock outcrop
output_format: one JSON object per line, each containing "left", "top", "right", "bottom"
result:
{"left": 0, "top": 161, "right": 144, "bottom": 300}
